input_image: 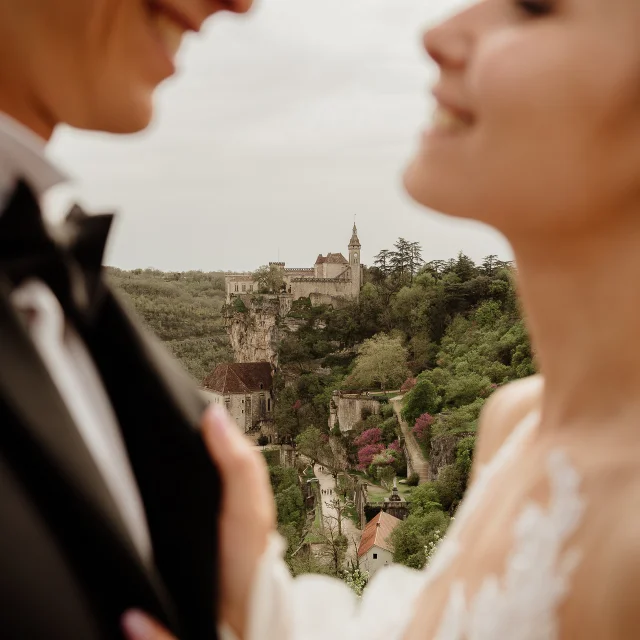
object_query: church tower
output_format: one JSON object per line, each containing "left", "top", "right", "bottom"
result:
{"left": 348, "top": 223, "right": 362, "bottom": 299}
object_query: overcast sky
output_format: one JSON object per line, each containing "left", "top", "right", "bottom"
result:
{"left": 46, "top": 0, "right": 511, "bottom": 273}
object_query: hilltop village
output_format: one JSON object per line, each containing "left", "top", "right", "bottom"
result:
{"left": 110, "top": 241, "right": 524, "bottom": 585}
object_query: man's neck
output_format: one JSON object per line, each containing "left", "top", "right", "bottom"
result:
{"left": 0, "top": 90, "right": 55, "bottom": 142}
{"left": 513, "top": 212, "right": 640, "bottom": 432}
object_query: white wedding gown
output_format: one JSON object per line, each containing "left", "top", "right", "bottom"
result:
{"left": 221, "top": 410, "right": 586, "bottom": 640}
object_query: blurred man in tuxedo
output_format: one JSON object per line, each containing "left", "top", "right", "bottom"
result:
{"left": 0, "top": 1, "right": 260, "bottom": 639}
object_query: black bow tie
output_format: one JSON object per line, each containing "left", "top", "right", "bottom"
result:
{"left": 0, "top": 180, "right": 114, "bottom": 325}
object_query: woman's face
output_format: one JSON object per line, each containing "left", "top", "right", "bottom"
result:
{"left": 0, "top": 0, "right": 252, "bottom": 137}
{"left": 404, "top": 0, "right": 640, "bottom": 238}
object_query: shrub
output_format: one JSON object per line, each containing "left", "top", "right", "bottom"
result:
{"left": 455, "top": 436, "right": 476, "bottom": 490}
{"left": 380, "top": 417, "right": 399, "bottom": 444}
{"left": 257, "top": 435, "right": 269, "bottom": 447}
{"left": 402, "top": 379, "right": 440, "bottom": 426}
{"left": 357, "top": 443, "right": 385, "bottom": 470}
{"left": 434, "top": 464, "right": 464, "bottom": 512}
{"left": 400, "top": 377, "right": 417, "bottom": 393}
{"left": 380, "top": 403, "right": 395, "bottom": 419}
{"left": 354, "top": 428, "right": 382, "bottom": 448}
{"left": 262, "top": 449, "right": 280, "bottom": 467}
{"left": 412, "top": 412, "right": 434, "bottom": 456}
{"left": 407, "top": 473, "right": 420, "bottom": 487}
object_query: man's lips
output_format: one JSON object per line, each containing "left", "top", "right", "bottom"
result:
{"left": 147, "top": 0, "right": 201, "bottom": 33}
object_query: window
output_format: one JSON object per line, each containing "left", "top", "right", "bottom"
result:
{"left": 249, "top": 284, "right": 254, "bottom": 291}
{"left": 373, "top": 553, "right": 377, "bottom": 560}
{"left": 267, "top": 398, "right": 271, "bottom": 412}
{"left": 242, "top": 284, "right": 246, "bottom": 292}
{"left": 234, "top": 284, "right": 239, "bottom": 292}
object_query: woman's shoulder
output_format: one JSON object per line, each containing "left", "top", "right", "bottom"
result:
{"left": 472, "top": 375, "right": 544, "bottom": 474}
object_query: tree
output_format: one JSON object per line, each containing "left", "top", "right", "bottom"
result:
{"left": 253, "top": 263, "right": 285, "bottom": 294}
{"left": 402, "top": 378, "right": 440, "bottom": 425}
{"left": 316, "top": 517, "right": 348, "bottom": 575}
{"left": 390, "top": 238, "right": 412, "bottom": 277}
{"left": 423, "top": 260, "right": 448, "bottom": 280}
{"left": 453, "top": 252, "right": 478, "bottom": 281}
{"left": 325, "top": 497, "right": 351, "bottom": 537}
{"left": 480, "top": 254, "right": 499, "bottom": 276}
{"left": 390, "top": 509, "right": 449, "bottom": 569}
{"left": 346, "top": 333, "right": 410, "bottom": 392}
{"left": 374, "top": 249, "right": 393, "bottom": 276}
{"left": 274, "top": 386, "right": 301, "bottom": 442}
{"left": 407, "top": 241, "right": 425, "bottom": 281}
{"left": 296, "top": 427, "right": 341, "bottom": 474}
{"left": 343, "top": 564, "right": 369, "bottom": 596}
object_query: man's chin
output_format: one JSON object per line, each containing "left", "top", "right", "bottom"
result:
{"left": 70, "top": 97, "right": 155, "bottom": 136}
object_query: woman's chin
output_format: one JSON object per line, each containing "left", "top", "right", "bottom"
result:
{"left": 402, "top": 157, "right": 455, "bottom": 215}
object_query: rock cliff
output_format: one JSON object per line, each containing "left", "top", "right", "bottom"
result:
{"left": 224, "top": 295, "right": 281, "bottom": 367}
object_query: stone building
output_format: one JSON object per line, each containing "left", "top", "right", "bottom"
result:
{"left": 201, "top": 362, "right": 273, "bottom": 433}
{"left": 225, "top": 224, "right": 363, "bottom": 307}
{"left": 357, "top": 511, "right": 402, "bottom": 577}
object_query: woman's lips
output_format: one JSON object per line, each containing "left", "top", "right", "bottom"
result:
{"left": 429, "top": 103, "right": 474, "bottom": 134}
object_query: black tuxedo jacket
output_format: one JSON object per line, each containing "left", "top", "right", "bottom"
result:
{"left": 0, "top": 274, "right": 222, "bottom": 639}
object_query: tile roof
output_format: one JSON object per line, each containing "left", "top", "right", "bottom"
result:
{"left": 357, "top": 511, "right": 402, "bottom": 558}
{"left": 203, "top": 362, "right": 273, "bottom": 394}
{"left": 315, "top": 252, "right": 348, "bottom": 265}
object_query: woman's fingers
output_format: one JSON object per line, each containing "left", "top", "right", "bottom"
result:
{"left": 121, "top": 610, "right": 177, "bottom": 640}
{"left": 201, "top": 405, "right": 276, "bottom": 637}
{"left": 202, "top": 405, "right": 275, "bottom": 522}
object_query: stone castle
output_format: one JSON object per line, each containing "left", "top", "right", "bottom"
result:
{"left": 225, "top": 224, "right": 362, "bottom": 307}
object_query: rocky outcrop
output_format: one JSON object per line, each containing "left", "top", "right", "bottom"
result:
{"left": 224, "top": 295, "right": 280, "bottom": 367}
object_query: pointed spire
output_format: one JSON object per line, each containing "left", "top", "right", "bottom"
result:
{"left": 349, "top": 222, "right": 361, "bottom": 249}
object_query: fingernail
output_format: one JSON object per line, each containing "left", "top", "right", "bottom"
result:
{"left": 121, "top": 610, "right": 155, "bottom": 640}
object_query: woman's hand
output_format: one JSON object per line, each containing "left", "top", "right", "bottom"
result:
{"left": 122, "top": 405, "right": 277, "bottom": 640}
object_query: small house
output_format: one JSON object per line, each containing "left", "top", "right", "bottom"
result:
{"left": 357, "top": 511, "right": 402, "bottom": 577}
{"left": 202, "top": 362, "right": 273, "bottom": 433}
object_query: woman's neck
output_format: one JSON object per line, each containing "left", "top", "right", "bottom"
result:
{"left": 513, "top": 215, "right": 640, "bottom": 432}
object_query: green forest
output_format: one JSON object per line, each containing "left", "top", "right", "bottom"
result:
{"left": 263, "top": 242, "right": 534, "bottom": 574}
{"left": 107, "top": 267, "right": 232, "bottom": 382}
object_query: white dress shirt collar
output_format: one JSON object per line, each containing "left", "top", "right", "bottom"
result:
{"left": 0, "top": 111, "right": 67, "bottom": 210}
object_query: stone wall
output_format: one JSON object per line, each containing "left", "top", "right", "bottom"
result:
{"left": 290, "top": 278, "right": 354, "bottom": 305}
{"left": 329, "top": 391, "right": 381, "bottom": 433}
{"left": 309, "top": 292, "right": 349, "bottom": 308}
{"left": 201, "top": 389, "right": 273, "bottom": 433}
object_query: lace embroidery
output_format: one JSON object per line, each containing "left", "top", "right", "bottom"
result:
{"left": 420, "top": 410, "right": 542, "bottom": 589}
{"left": 410, "top": 410, "right": 586, "bottom": 640}
{"left": 434, "top": 450, "right": 585, "bottom": 640}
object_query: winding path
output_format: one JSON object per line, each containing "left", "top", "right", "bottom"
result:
{"left": 315, "top": 465, "right": 361, "bottom": 562}
{"left": 390, "top": 395, "right": 431, "bottom": 484}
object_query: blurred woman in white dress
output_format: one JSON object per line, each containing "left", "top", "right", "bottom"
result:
{"left": 125, "top": 0, "right": 640, "bottom": 638}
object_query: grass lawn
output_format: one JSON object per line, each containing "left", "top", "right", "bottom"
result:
{"left": 304, "top": 486, "right": 325, "bottom": 544}
{"left": 366, "top": 482, "right": 414, "bottom": 504}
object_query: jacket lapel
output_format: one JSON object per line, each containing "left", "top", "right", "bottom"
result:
{"left": 82, "top": 286, "right": 221, "bottom": 640}
{"left": 0, "top": 280, "right": 177, "bottom": 632}
{"left": 0, "top": 285, "right": 134, "bottom": 552}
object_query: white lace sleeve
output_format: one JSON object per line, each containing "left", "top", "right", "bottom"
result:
{"left": 219, "top": 533, "right": 427, "bottom": 640}
{"left": 218, "top": 411, "right": 545, "bottom": 640}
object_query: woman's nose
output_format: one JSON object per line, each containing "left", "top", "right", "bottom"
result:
{"left": 423, "top": 23, "right": 470, "bottom": 70}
